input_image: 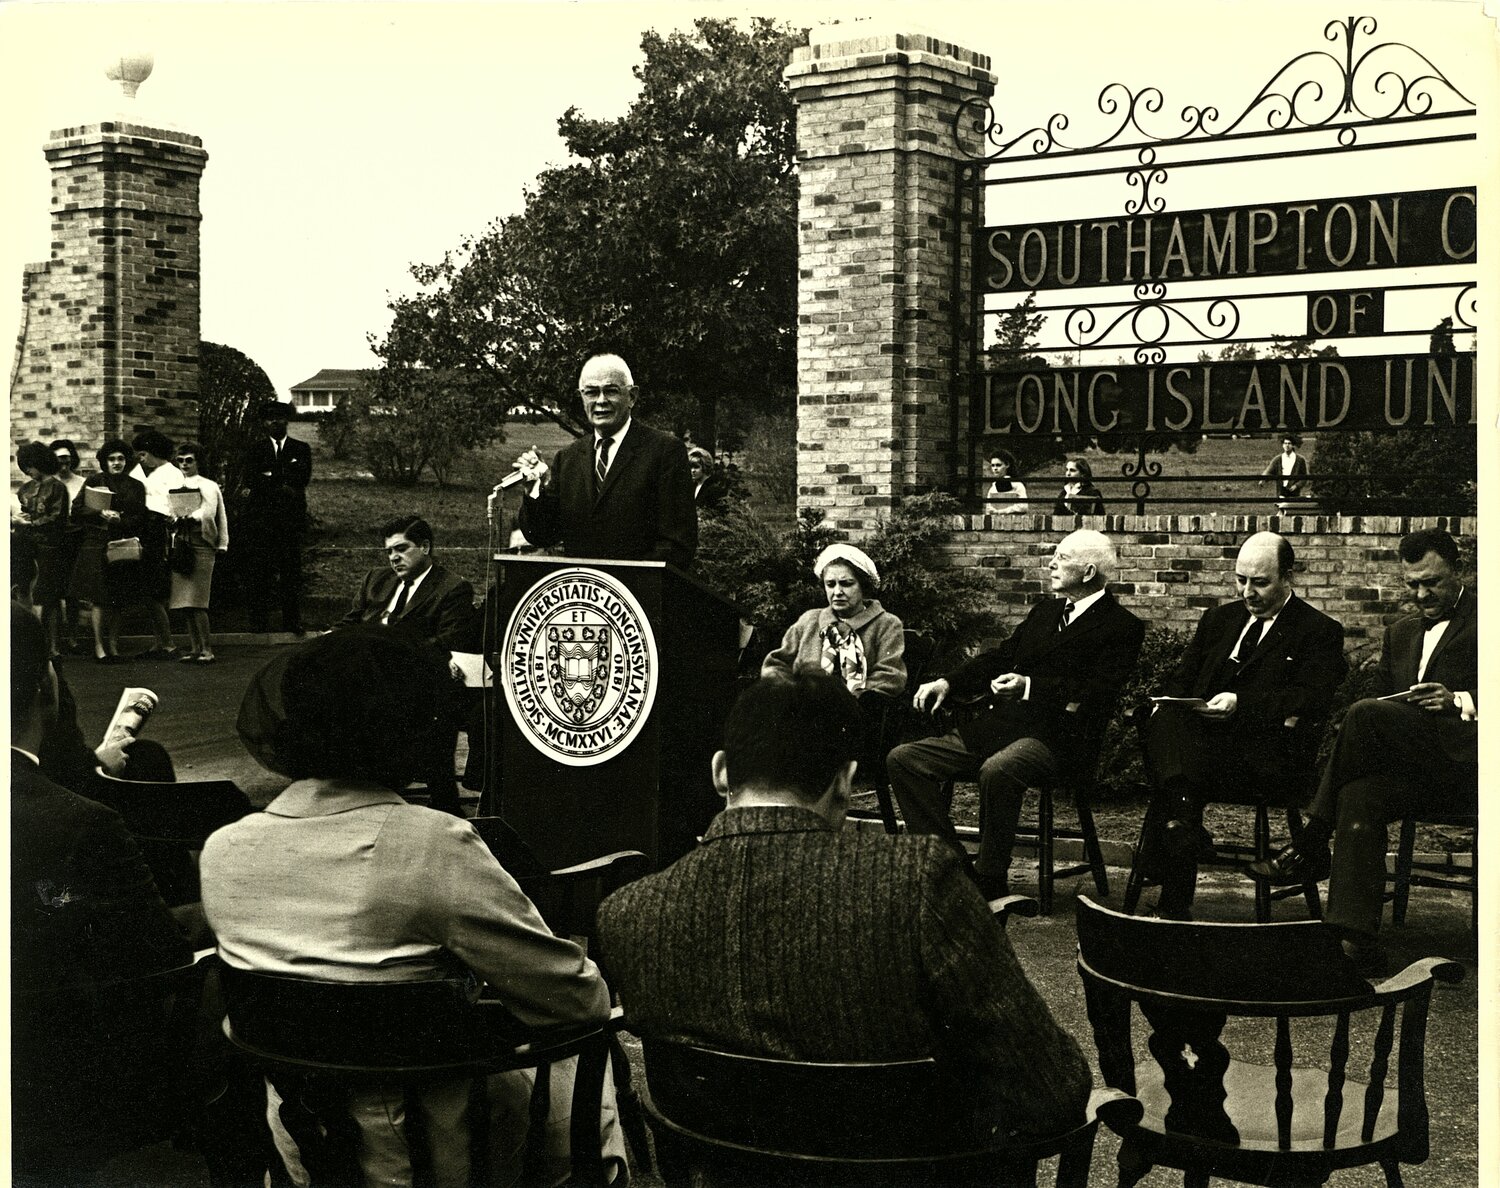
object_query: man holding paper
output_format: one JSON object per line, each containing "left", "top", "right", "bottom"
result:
{"left": 1139, "top": 531, "right": 1347, "bottom": 919}
{"left": 1252, "top": 530, "right": 1475, "bottom": 967}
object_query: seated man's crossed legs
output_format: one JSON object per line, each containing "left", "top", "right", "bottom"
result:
{"left": 887, "top": 732, "right": 1057, "bottom": 898}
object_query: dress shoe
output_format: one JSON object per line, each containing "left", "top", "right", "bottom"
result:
{"left": 1250, "top": 841, "right": 1331, "bottom": 885}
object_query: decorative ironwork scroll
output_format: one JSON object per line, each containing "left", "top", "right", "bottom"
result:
{"left": 1062, "top": 285, "right": 1241, "bottom": 362}
{"left": 953, "top": 15, "right": 1475, "bottom": 162}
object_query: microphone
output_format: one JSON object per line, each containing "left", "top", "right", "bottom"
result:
{"left": 487, "top": 469, "right": 528, "bottom": 520}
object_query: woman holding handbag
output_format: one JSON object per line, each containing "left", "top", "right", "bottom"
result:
{"left": 69, "top": 439, "right": 148, "bottom": 663}
{"left": 167, "top": 442, "right": 229, "bottom": 663}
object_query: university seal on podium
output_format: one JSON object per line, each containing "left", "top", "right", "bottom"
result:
{"left": 501, "top": 567, "right": 659, "bottom": 766}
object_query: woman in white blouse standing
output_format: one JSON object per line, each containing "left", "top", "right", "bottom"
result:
{"left": 168, "top": 442, "right": 229, "bottom": 664}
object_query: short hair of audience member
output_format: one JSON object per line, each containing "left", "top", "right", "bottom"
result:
{"left": 96, "top": 439, "right": 135, "bottom": 470}
{"left": 723, "top": 672, "right": 864, "bottom": 802}
{"left": 379, "top": 513, "right": 433, "bottom": 548}
{"left": 16, "top": 442, "right": 60, "bottom": 476}
{"left": 131, "top": 428, "right": 173, "bottom": 461}
{"left": 49, "top": 440, "right": 81, "bottom": 470}
{"left": 1398, "top": 528, "right": 1460, "bottom": 567}
{"left": 273, "top": 626, "right": 447, "bottom": 790}
{"left": 12, "top": 604, "right": 51, "bottom": 730}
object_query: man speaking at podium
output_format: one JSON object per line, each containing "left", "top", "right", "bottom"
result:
{"left": 512, "top": 353, "right": 697, "bottom": 570}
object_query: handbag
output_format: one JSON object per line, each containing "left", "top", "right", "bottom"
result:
{"left": 106, "top": 537, "right": 143, "bottom": 564}
{"left": 170, "top": 528, "right": 196, "bottom": 576}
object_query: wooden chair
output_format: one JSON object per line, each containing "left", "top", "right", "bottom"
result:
{"left": 1074, "top": 895, "right": 1464, "bottom": 1188}
{"left": 638, "top": 1038, "right": 1138, "bottom": 1187}
{"left": 91, "top": 771, "right": 252, "bottom": 906}
{"left": 470, "top": 815, "right": 654, "bottom": 1173}
{"left": 219, "top": 963, "right": 619, "bottom": 1187}
{"left": 631, "top": 893, "right": 1135, "bottom": 1187}
{"left": 1121, "top": 709, "right": 1324, "bottom": 923}
{"left": 1389, "top": 810, "right": 1477, "bottom": 930}
{"left": 912, "top": 695, "right": 1111, "bottom": 915}
{"left": 13, "top": 955, "right": 211, "bottom": 1183}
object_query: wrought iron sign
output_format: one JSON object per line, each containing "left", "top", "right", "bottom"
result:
{"left": 948, "top": 14, "right": 1478, "bottom": 508}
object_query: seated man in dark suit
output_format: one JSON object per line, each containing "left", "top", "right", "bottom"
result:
{"left": 597, "top": 671, "right": 1091, "bottom": 1141}
{"left": 10, "top": 604, "right": 191, "bottom": 1185}
{"left": 1141, "top": 531, "right": 1347, "bottom": 918}
{"left": 513, "top": 352, "right": 697, "bottom": 569}
{"left": 339, "top": 514, "right": 475, "bottom": 814}
{"left": 1252, "top": 529, "right": 1475, "bottom": 967}
{"left": 887, "top": 529, "right": 1145, "bottom": 898}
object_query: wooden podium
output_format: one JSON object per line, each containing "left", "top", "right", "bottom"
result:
{"left": 481, "top": 555, "right": 741, "bottom": 870}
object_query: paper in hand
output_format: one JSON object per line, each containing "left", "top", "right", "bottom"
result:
{"left": 450, "top": 652, "right": 492, "bottom": 689}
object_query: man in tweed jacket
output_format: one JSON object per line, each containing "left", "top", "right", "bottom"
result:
{"left": 597, "top": 671, "right": 1091, "bottom": 1141}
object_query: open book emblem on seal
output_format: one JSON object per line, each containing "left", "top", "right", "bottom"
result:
{"left": 502, "top": 567, "right": 658, "bottom": 767}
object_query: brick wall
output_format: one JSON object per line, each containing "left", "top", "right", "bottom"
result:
{"left": 935, "top": 512, "right": 1477, "bottom": 653}
{"left": 10, "top": 120, "right": 207, "bottom": 469}
{"left": 785, "top": 31, "right": 994, "bottom": 537}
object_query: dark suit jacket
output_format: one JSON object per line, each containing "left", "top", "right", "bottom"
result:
{"left": 245, "top": 434, "right": 313, "bottom": 525}
{"left": 11, "top": 751, "right": 189, "bottom": 996}
{"left": 518, "top": 420, "right": 697, "bottom": 569}
{"left": 596, "top": 805, "right": 1091, "bottom": 1139}
{"left": 1261, "top": 452, "right": 1309, "bottom": 499}
{"left": 1372, "top": 587, "right": 1476, "bottom": 766}
{"left": 944, "top": 592, "right": 1145, "bottom": 770}
{"left": 1163, "top": 593, "right": 1348, "bottom": 735}
{"left": 339, "top": 562, "right": 475, "bottom": 649}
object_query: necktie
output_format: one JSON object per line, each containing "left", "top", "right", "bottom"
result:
{"left": 387, "top": 579, "right": 410, "bottom": 622}
{"left": 1059, "top": 601, "right": 1074, "bottom": 631}
{"left": 596, "top": 436, "right": 612, "bottom": 487}
{"left": 273, "top": 438, "right": 282, "bottom": 461}
{"left": 1233, "top": 616, "right": 1266, "bottom": 664}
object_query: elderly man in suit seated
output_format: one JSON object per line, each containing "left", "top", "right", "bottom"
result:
{"left": 598, "top": 670, "right": 1091, "bottom": 1141}
{"left": 1252, "top": 529, "right": 1476, "bottom": 968}
{"left": 10, "top": 604, "right": 191, "bottom": 1185}
{"left": 204, "top": 627, "right": 624, "bottom": 1187}
{"left": 887, "top": 529, "right": 1145, "bottom": 899}
{"left": 513, "top": 352, "right": 697, "bottom": 569}
{"left": 340, "top": 514, "right": 475, "bottom": 814}
{"left": 1141, "top": 531, "right": 1347, "bottom": 919}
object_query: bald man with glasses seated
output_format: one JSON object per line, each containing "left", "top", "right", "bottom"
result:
{"left": 513, "top": 352, "right": 697, "bottom": 570}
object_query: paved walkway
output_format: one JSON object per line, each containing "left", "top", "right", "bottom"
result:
{"left": 60, "top": 638, "right": 1480, "bottom": 1186}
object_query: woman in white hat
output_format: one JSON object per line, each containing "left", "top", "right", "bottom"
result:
{"left": 761, "top": 544, "right": 906, "bottom": 697}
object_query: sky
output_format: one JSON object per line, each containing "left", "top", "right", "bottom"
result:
{"left": 1, "top": 0, "right": 1494, "bottom": 398}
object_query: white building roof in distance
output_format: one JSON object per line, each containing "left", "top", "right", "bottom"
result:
{"left": 289, "top": 368, "right": 372, "bottom": 392}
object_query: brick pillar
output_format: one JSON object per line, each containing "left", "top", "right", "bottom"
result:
{"left": 9, "top": 120, "right": 207, "bottom": 463}
{"left": 784, "top": 29, "right": 994, "bottom": 535}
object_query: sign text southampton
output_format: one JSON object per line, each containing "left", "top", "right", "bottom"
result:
{"left": 983, "top": 352, "right": 1475, "bottom": 435}
{"left": 983, "top": 188, "right": 1475, "bottom": 293}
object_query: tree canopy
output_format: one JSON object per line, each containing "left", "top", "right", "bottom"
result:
{"left": 372, "top": 17, "right": 805, "bottom": 451}
{"left": 198, "top": 340, "right": 277, "bottom": 504}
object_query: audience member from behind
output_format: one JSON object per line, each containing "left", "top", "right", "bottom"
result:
{"left": 168, "top": 441, "right": 230, "bottom": 663}
{"left": 69, "top": 439, "right": 148, "bottom": 663}
{"left": 13, "top": 441, "right": 71, "bottom": 657}
{"left": 598, "top": 671, "right": 1091, "bottom": 1141}
{"left": 204, "top": 628, "right": 623, "bottom": 1185}
{"left": 762, "top": 544, "right": 905, "bottom": 698}
{"left": 11, "top": 603, "right": 191, "bottom": 1185}
{"left": 984, "top": 449, "right": 1028, "bottom": 514}
{"left": 1053, "top": 457, "right": 1106, "bottom": 516}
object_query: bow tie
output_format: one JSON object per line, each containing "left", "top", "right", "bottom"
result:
{"left": 1423, "top": 614, "right": 1452, "bottom": 631}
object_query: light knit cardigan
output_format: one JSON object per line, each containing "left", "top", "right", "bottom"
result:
{"left": 761, "top": 599, "right": 907, "bottom": 696}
